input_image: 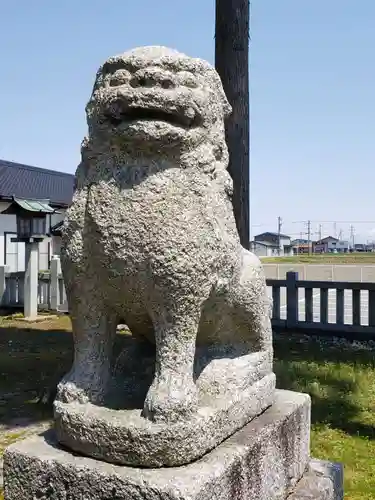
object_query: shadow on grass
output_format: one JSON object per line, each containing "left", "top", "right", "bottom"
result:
{"left": 274, "top": 331, "right": 375, "bottom": 440}
{"left": 0, "top": 326, "right": 73, "bottom": 427}
{"left": 0, "top": 323, "right": 132, "bottom": 428}
{"left": 1, "top": 321, "right": 374, "bottom": 441}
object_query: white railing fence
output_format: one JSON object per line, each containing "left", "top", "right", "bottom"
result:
{"left": 0, "top": 257, "right": 68, "bottom": 313}
{"left": 1, "top": 264, "right": 375, "bottom": 338}
{"left": 268, "top": 271, "right": 375, "bottom": 338}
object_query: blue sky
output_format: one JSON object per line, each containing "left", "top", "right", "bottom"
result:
{"left": 1, "top": 1, "right": 375, "bottom": 242}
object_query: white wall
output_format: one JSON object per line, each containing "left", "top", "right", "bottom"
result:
{"left": 283, "top": 246, "right": 294, "bottom": 257}
{"left": 0, "top": 202, "right": 25, "bottom": 271}
{"left": 327, "top": 240, "right": 349, "bottom": 252}
{"left": 0, "top": 206, "right": 18, "bottom": 268}
{"left": 279, "top": 236, "right": 291, "bottom": 247}
{"left": 251, "top": 243, "right": 277, "bottom": 257}
{"left": 51, "top": 235, "right": 62, "bottom": 257}
{"left": 50, "top": 209, "right": 66, "bottom": 258}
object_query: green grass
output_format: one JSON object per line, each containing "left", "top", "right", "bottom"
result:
{"left": 274, "top": 333, "right": 375, "bottom": 499}
{"left": 261, "top": 252, "right": 375, "bottom": 264}
{"left": 0, "top": 317, "right": 374, "bottom": 498}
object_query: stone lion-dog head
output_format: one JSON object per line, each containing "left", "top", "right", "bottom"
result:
{"left": 82, "top": 46, "right": 232, "bottom": 172}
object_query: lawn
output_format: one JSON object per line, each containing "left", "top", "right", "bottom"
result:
{"left": 262, "top": 252, "right": 375, "bottom": 264}
{"left": 0, "top": 315, "right": 374, "bottom": 499}
{"left": 274, "top": 333, "right": 375, "bottom": 499}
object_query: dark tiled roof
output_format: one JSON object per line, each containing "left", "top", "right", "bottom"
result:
{"left": 0, "top": 159, "right": 75, "bottom": 207}
{"left": 315, "top": 236, "right": 339, "bottom": 244}
{"left": 254, "top": 231, "right": 290, "bottom": 240}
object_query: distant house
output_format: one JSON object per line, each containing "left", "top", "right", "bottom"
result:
{"left": 313, "top": 236, "right": 350, "bottom": 253}
{"left": 249, "top": 241, "right": 279, "bottom": 257}
{"left": 250, "top": 232, "right": 293, "bottom": 257}
{"left": 291, "top": 238, "right": 311, "bottom": 254}
{"left": 354, "top": 243, "right": 366, "bottom": 252}
{"left": 0, "top": 159, "right": 75, "bottom": 272}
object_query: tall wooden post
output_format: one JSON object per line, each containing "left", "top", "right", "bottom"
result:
{"left": 215, "top": 0, "right": 250, "bottom": 249}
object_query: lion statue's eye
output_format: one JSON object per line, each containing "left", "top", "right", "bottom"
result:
{"left": 109, "top": 69, "right": 132, "bottom": 87}
{"left": 177, "top": 71, "right": 198, "bottom": 89}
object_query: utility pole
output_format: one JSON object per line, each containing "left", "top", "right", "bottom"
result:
{"left": 318, "top": 224, "right": 322, "bottom": 240}
{"left": 333, "top": 222, "right": 337, "bottom": 239}
{"left": 307, "top": 220, "right": 311, "bottom": 255}
{"left": 350, "top": 225, "right": 355, "bottom": 249}
{"left": 277, "top": 216, "right": 283, "bottom": 256}
{"left": 215, "top": 0, "right": 250, "bottom": 249}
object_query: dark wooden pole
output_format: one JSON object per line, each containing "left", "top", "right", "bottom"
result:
{"left": 215, "top": 0, "right": 250, "bottom": 249}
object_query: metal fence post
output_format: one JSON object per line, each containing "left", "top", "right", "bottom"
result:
{"left": 50, "top": 256, "right": 61, "bottom": 311}
{"left": 0, "top": 265, "right": 8, "bottom": 307}
{"left": 286, "top": 271, "right": 298, "bottom": 328}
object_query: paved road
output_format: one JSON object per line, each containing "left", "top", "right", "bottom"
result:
{"left": 263, "top": 263, "right": 375, "bottom": 282}
{"left": 267, "top": 287, "right": 370, "bottom": 326}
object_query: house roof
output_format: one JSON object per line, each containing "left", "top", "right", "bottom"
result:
{"left": 254, "top": 231, "right": 290, "bottom": 240}
{"left": 315, "top": 236, "right": 339, "bottom": 244}
{"left": 0, "top": 159, "right": 75, "bottom": 207}
{"left": 291, "top": 239, "right": 309, "bottom": 245}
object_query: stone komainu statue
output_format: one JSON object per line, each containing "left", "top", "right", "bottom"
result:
{"left": 54, "top": 46, "right": 275, "bottom": 467}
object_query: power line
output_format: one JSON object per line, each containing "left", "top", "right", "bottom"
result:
{"left": 256, "top": 219, "right": 375, "bottom": 226}
{"left": 301, "top": 220, "right": 375, "bottom": 224}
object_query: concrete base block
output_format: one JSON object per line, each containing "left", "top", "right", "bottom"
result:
{"left": 290, "top": 459, "right": 344, "bottom": 500}
{"left": 3, "top": 390, "right": 343, "bottom": 500}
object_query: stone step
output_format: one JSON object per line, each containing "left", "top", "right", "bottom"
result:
{"left": 3, "top": 390, "right": 342, "bottom": 500}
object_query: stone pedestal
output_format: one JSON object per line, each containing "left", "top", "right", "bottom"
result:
{"left": 3, "top": 390, "right": 343, "bottom": 500}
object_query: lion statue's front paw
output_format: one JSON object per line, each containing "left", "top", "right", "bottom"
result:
{"left": 55, "top": 369, "right": 106, "bottom": 405}
{"left": 142, "top": 376, "right": 198, "bottom": 423}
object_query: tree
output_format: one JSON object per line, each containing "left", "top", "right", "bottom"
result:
{"left": 215, "top": 0, "right": 250, "bottom": 249}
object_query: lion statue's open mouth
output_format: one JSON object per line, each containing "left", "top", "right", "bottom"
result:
{"left": 102, "top": 105, "right": 201, "bottom": 129}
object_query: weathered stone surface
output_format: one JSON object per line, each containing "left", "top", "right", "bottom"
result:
{"left": 56, "top": 45, "right": 274, "bottom": 466}
{"left": 289, "top": 459, "right": 344, "bottom": 500}
{"left": 55, "top": 370, "right": 275, "bottom": 467}
{"left": 5, "top": 390, "right": 312, "bottom": 500}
